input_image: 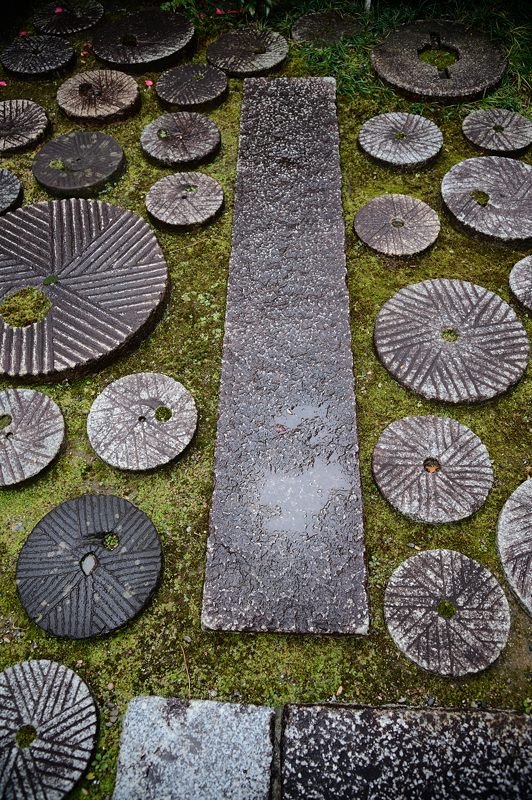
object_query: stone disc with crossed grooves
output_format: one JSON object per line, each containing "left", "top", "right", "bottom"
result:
{"left": 354, "top": 194, "right": 440, "bottom": 256}
{"left": 33, "top": 1, "right": 104, "bottom": 36}
{"left": 358, "top": 112, "right": 443, "bottom": 170}
{"left": 206, "top": 29, "right": 288, "bottom": 77}
{"left": 1, "top": 35, "right": 75, "bottom": 76}
{"left": 57, "top": 70, "right": 140, "bottom": 122}
{"left": 497, "top": 480, "right": 532, "bottom": 615}
{"left": 509, "top": 256, "right": 532, "bottom": 313}
{"left": 16, "top": 494, "right": 163, "bottom": 638}
{"left": 156, "top": 63, "right": 228, "bottom": 111}
{"left": 0, "top": 659, "right": 98, "bottom": 799}
{"left": 0, "top": 169, "right": 22, "bottom": 216}
{"left": 0, "top": 100, "right": 49, "bottom": 154}
{"left": 462, "top": 108, "right": 532, "bottom": 155}
{"left": 140, "top": 112, "right": 220, "bottom": 168}
{"left": 291, "top": 11, "right": 359, "bottom": 48}
{"left": 146, "top": 172, "right": 224, "bottom": 229}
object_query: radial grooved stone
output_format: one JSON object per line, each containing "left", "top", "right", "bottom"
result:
{"left": 201, "top": 78, "right": 369, "bottom": 635}
{"left": 462, "top": 108, "right": 532, "bottom": 155}
{"left": 354, "top": 194, "right": 440, "bottom": 257}
{"left": 509, "top": 255, "right": 532, "bottom": 313}
{"left": 207, "top": 29, "right": 288, "bottom": 77}
{"left": 156, "top": 63, "right": 228, "bottom": 111}
{"left": 1, "top": 35, "right": 75, "bottom": 76}
{"left": 146, "top": 172, "right": 224, "bottom": 229}
{"left": 33, "top": 1, "right": 104, "bottom": 36}
{"left": 0, "top": 168, "right": 22, "bottom": 215}
{"left": 291, "top": 11, "right": 359, "bottom": 47}
{"left": 358, "top": 112, "right": 443, "bottom": 170}
{"left": 0, "top": 99, "right": 49, "bottom": 154}
{"left": 497, "top": 480, "right": 532, "bottom": 615}
{"left": 141, "top": 112, "right": 220, "bottom": 168}
{"left": 57, "top": 70, "right": 140, "bottom": 122}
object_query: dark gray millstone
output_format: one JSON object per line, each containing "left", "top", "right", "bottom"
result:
{"left": 497, "top": 480, "right": 532, "bottom": 615}
{"left": 113, "top": 697, "right": 274, "bottom": 800}
{"left": 0, "top": 198, "right": 168, "bottom": 379}
{"left": 509, "top": 255, "right": 532, "bottom": 313}
{"left": 462, "top": 108, "right": 532, "bottom": 155}
{"left": 358, "top": 112, "right": 443, "bottom": 170}
{"left": 291, "top": 11, "right": 359, "bottom": 47}
{"left": 87, "top": 372, "right": 197, "bottom": 470}
{"left": 441, "top": 156, "right": 532, "bottom": 245}
{"left": 16, "top": 494, "right": 162, "bottom": 638}
{"left": 0, "top": 168, "right": 22, "bottom": 215}
{"left": 282, "top": 705, "right": 532, "bottom": 800}
{"left": 1, "top": 35, "right": 75, "bottom": 76}
{"left": 57, "top": 70, "right": 140, "bottom": 122}
{"left": 140, "top": 112, "right": 220, "bottom": 168}
{"left": 354, "top": 193, "right": 440, "bottom": 256}
{"left": 371, "top": 20, "right": 505, "bottom": 102}
{"left": 0, "top": 99, "right": 49, "bottom": 154}
{"left": 374, "top": 278, "right": 529, "bottom": 403}
{"left": 0, "top": 388, "right": 64, "bottom": 486}
{"left": 33, "top": 1, "right": 104, "bottom": 36}
{"left": 206, "top": 29, "right": 288, "bottom": 77}
{"left": 146, "top": 172, "right": 224, "bottom": 229}
{"left": 385, "top": 549, "right": 510, "bottom": 676}
{"left": 201, "top": 77, "right": 369, "bottom": 635}
{"left": 0, "top": 659, "right": 98, "bottom": 799}
{"left": 372, "top": 416, "right": 493, "bottom": 524}
{"left": 156, "top": 63, "right": 228, "bottom": 111}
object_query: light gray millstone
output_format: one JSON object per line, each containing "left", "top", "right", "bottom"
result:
{"left": 509, "top": 255, "right": 532, "bottom": 313}
{"left": 0, "top": 99, "right": 49, "bottom": 154}
{"left": 207, "top": 29, "right": 288, "bottom": 77}
{"left": 113, "top": 697, "right": 274, "bottom": 800}
{"left": 354, "top": 193, "right": 440, "bottom": 256}
{"left": 291, "top": 11, "right": 359, "bottom": 47}
{"left": 140, "top": 112, "right": 220, "bottom": 167}
{"left": 0, "top": 168, "right": 22, "bottom": 215}
{"left": 497, "top": 480, "right": 532, "bottom": 615}
{"left": 462, "top": 108, "right": 532, "bottom": 155}
{"left": 57, "top": 70, "right": 140, "bottom": 122}
{"left": 358, "top": 112, "right": 443, "bottom": 169}
{"left": 146, "top": 172, "right": 224, "bottom": 229}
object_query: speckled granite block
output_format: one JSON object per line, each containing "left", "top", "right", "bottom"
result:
{"left": 201, "top": 77, "right": 368, "bottom": 634}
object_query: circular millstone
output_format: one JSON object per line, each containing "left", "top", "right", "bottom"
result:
{"left": 0, "top": 198, "right": 168, "bottom": 379}
{"left": 462, "top": 108, "right": 532, "bottom": 155}
{"left": 87, "top": 372, "right": 197, "bottom": 470}
{"left": 372, "top": 415, "right": 493, "bottom": 524}
{"left": 509, "top": 255, "right": 532, "bottom": 313}
{"left": 0, "top": 99, "right": 49, "bottom": 154}
{"left": 33, "top": 1, "right": 104, "bottom": 36}
{"left": 0, "top": 168, "right": 22, "bottom": 215}
{"left": 441, "top": 156, "right": 532, "bottom": 245}
{"left": 141, "top": 112, "right": 220, "bottom": 168}
{"left": 0, "top": 659, "right": 97, "bottom": 798}
{"left": 358, "top": 112, "right": 443, "bottom": 170}
{"left": 16, "top": 494, "right": 162, "bottom": 638}
{"left": 374, "top": 278, "right": 529, "bottom": 404}
{"left": 497, "top": 480, "right": 532, "bottom": 615}
{"left": 354, "top": 194, "right": 440, "bottom": 256}
{"left": 206, "top": 28, "right": 288, "bottom": 77}
{"left": 57, "top": 69, "right": 140, "bottom": 122}
{"left": 156, "top": 63, "right": 228, "bottom": 111}
{"left": 1, "top": 35, "right": 74, "bottom": 76}
{"left": 146, "top": 172, "right": 224, "bottom": 229}
{"left": 291, "top": 11, "right": 359, "bottom": 47}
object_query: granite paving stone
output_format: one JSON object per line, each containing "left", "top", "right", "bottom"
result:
{"left": 509, "top": 255, "right": 532, "bottom": 313}
{"left": 497, "top": 479, "right": 532, "bottom": 615}
{"left": 57, "top": 70, "right": 140, "bottom": 122}
{"left": 358, "top": 112, "right": 443, "bottom": 170}
{"left": 462, "top": 108, "right": 532, "bottom": 155}
{"left": 0, "top": 100, "right": 49, "bottom": 154}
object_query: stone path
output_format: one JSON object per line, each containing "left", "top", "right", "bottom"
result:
{"left": 354, "top": 193, "right": 440, "bottom": 256}
{"left": 358, "top": 112, "right": 443, "bottom": 170}
{"left": 497, "top": 479, "right": 532, "bottom": 615}
{"left": 146, "top": 172, "right": 224, "bottom": 229}
{"left": 141, "top": 112, "right": 220, "bottom": 168}
{"left": 291, "top": 11, "right": 359, "bottom": 47}
{"left": 33, "top": 1, "right": 104, "bottom": 36}
{"left": 156, "top": 63, "right": 228, "bottom": 111}
{"left": 462, "top": 108, "right": 532, "bottom": 155}
{"left": 0, "top": 168, "right": 22, "bottom": 215}
{"left": 0, "top": 100, "right": 49, "bottom": 154}
{"left": 57, "top": 70, "right": 140, "bottom": 122}
{"left": 1, "top": 35, "right": 74, "bottom": 76}
{"left": 509, "top": 255, "right": 532, "bottom": 312}
{"left": 207, "top": 29, "right": 288, "bottom": 77}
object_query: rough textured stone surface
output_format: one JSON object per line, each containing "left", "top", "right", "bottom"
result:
{"left": 374, "top": 278, "right": 529, "bottom": 403}
{"left": 354, "top": 194, "right": 440, "bottom": 256}
{"left": 33, "top": 1, "right": 104, "bottom": 36}
{"left": 146, "top": 172, "right": 224, "bottom": 229}
{"left": 509, "top": 255, "right": 532, "bottom": 313}
{"left": 1, "top": 35, "right": 74, "bottom": 76}
{"left": 358, "top": 112, "right": 443, "bottom": 170}
{"left": 497, "top": 479, "right": 532, "bottom": 615}
{"left": 207, "top": 29, "right": 288, "bottom": 77}
{"left": 0, "top": 99, "right": 49, "bottom": 154}
{"left": 0, "top": 198, "right": 168, "bottom": 379}
{"left": 17, "top": 494, "right": 162, "bottom": 638}
{"left": 57, "top": 70, "right": 140, "bottom": 122}
{"left": 0, "top": 659, "right": 97, "bottom": 800}
{"left": 140, "top": 112, "right": 220, "bottom": 168}
{"left": 202, "top": 78, "right": 369, "bottom": 634}
{"left": 113, "top": 697, "right": 274, "bottom": 800}
{"left": 0, "top": 168, "right": 22, "bottom": 215}
{"left": 462, "top": 108, "right": 532, "bottom": 155}
{"left": 282, "top": 705, "right": 532, "bottom": 800}
{"left": 156, "top": 63, "right": 228, "bottom": 111}
{"left": 291, "top": 11, "right": 359, "bottom": 47}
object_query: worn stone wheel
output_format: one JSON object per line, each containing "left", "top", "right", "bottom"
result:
{"left": 291, "top": 11, "right": 359, "bottom": 47}
{"left": 0, "top": 660, "right": 97, "bottom": 798}
{"left": 358, "top": 112, "right": 443, "bottom": 170}
{"left": 1, "top": 35, "right": 75, "bottom": 76}
{"left": 462, "top": 108, "right": 532, "bottom": 155}
{"left": 33, "top": 1, "right": 104, "bottom": 36}
{"left": 374, "top": 278, "right": 529, "bottom": 404}
{"left": 497, "top": 480, "right": 532, "bottom": 615}
{"left": 146, "top": 172, "right": 224, "bottom": 229}
{"left": 207, "top": 28, "right": 288, "bottom": 77}
{"left": 57, "top": 69, "right": 140, "bottom": 122}
{"left": 509, "top": 255, "right": 532, "bottom": 313}
{"left": 0, "top": 99, "right": 49, "bottom": 154}
{"left": 140, "top": 112, "right": 220, "bottom": 168}
{"left": 156, "top": 63, "right": 228, "bottom": 111}
{"left": 354, "top": 194, "right": 440, "bottom": 256}
{"left": 0, "top": 169, "right": 22, "bottom": 215}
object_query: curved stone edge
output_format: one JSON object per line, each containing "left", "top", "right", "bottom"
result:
{"left": 497, "top": 481, "right": 532, "bottom": 616}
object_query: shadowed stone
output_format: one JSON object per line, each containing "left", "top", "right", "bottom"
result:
{"left": 146, "top": 172, "right": 224, "bottom": 229}
{"left": 207, "top": 29, "right": 288, "bottom": 77}
{"left": 509, "top": 255, "right": 532, "bottom": 313}
{"left": 0, "top": 168, "right": 22, "bottom": 215}
{"left": 1, "top": 35, "right": 75, "bottom": 76}
{"left": 462, "top": 108, "right": 532, "bottom": 155}
{"left": 156, "top": 63, "right": 228, "bottom": 111}
{"left": 358, "top": 112, "right": 443, "bottom": 170}
{"left": 57, "top": 70, "right": 140, "bottom": 122}
{"left": 0, "top": 99, "right": 49, "bottom": 154}
{"left": 291, "top": 11, "right": 359, "bottom": 48}
{"left": 354, "top": 194, "right": 440, "bottom": 256}
{"left": 33, "top": 1, "right": 104, "bottom": 36}
{"left": 141, "top": 112, "right": 220, "bottom": 168}
{"left": 497, "top": 480, "right": 532, "bottom": 615}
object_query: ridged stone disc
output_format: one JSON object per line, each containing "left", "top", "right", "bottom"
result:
{"left": 33, "top": 1, "right": 104, "bottom": 36}
{"left": 497, "top": 480, "right": 532, "bottom": 615}
{"left": 291, "top": 11, "right": 359, "bottom": 47}
{"left": 146, "top": 172, "right": 224, "bottom": 229}
{"left": 374, "top": 278, "right": 529, "bottom": 403}
{"left": 0, "top": 659, "right": 97, "bottom": 799}
{"left": 140, "top": 112, "right": 220, "bottom": 168}
{"left": 509, "top": 255, "right": 532, "bottom": 313}
{"left": 354, "top": 194, "right": 440, "bottom": 256}
{"left": 87, "top": 372, "right": 197, "bottom": 470}
{"left": 156, "top": 63, "right": 228, "bottom": 111}
{"left": 0, "top": 198, "right": 168, "bottom": 379}
{"left": 462, "top": 108, "right": 532, "bottom": 155}
{"left": 358, "top": 112, "right": 443, "bottom": 170}
{"left": 57, "top": 70, "right": 140, "bottom": 122}
{"left": 1, "top": 35, "right": 74, "bottom": 76}
{"left": 372, "top": 415, "right": 493, "bottom": 524}
{"left": 16, "top": 494, "right": 163, "bottom": 638}
{"left": 206, "top": 29, "right": 288, "bottom": 77}
{"left": 385, "top": 550, "right": 511, "bottom": 677}
{"left": 0, "top": 168, "right": 22, "bottom": 215}
{"left": 0, "top": 100, "right": 49, "bottom": 154}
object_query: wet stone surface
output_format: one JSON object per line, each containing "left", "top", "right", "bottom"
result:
{"left": 0, "top": 99, "right": 49, "bottom": 154}
{"left": 201, "top": 77, "right": 369, "bottom": 634}
{"left": 358, "top": 112, "right": 443, "bottom": 170}
{"left": 156, "top": 63, "right": 228, "bottom": 111}
{"left": 509, "top": 255, "right": 532, "bottom": 313}
{"left": 56, "top": 70, "right": 140, "bottom": 122}
{"left": 497, "top": 479, "right": 532, "bottom": 615}
{"left": 140, "top": 112, "right": 220, "bottom": 168}
{"left": 146, "top": 172, "right": 224, "bottom": 229}
{"left": 33, "top": 1, "right": 104, "bottom": 36}
{"left": 0, "top": 168, "right": 22, "bottom": 215}
{"left": 354, "top": 193, "right": 440, "bottom": 257}
{"left": 462, "top": 108, "right": 532, "bottom": 155}
{"left": 1, "top": 35, "right": 75, "bottom": 76}
{"left": 206, "top": 29, "right": 288, "bottom": 77}
{"left": 291, "top": 11, "right": 359, "bottom": 48}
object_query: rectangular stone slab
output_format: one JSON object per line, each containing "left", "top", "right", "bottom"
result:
{"left": 201, "top": 77, "right": 369, "bottom": 634}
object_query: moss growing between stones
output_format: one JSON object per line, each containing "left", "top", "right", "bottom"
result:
{"left": 0, "top": 287, "right": 51, "bottom": 327}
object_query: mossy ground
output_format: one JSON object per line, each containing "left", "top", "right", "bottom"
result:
{"left": 0, "top": 1, "right": 531, "bottom": 796}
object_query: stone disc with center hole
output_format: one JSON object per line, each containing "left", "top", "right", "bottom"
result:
{"left": 372, "top": 415, "right": 493, "bottom": 524}
{"left": 156, "top": 63, "right": 228, "bottom": 111}
{"left": 1, "top": 35, "right": 74, "bottom": 76}
{"left": 140, "top": 112, "right": 220, "bottom": 168}
{"left": 374, "top": 278, "right": 529, "bottom": 404}
{"left": 509, "top": 255, "right": 532, "bottom": 313}
{"left": 0, "top": 659, "right": 98, "bottom": 798}
{"left": 462, "top": 108, "right": 532, "bottom": 155}
{"left": 497, "top": 480, "right": 532, "bottom": 615}
{"left": 33, "top": 1, "right": 104, "bottom": 36}
{"left": 354, "top": 194, "right": 440, "bottom": 256}
{"left": 358, "top": 112, "right": 443, "bottom": 170}
{"left": 441, "top": 156, "right": 532, "bottom": 245}
{"left": 0, "top": 100, "right": 49, "bottom": 154}
{"left": 206, "top": 29, "right": 288, "bottom": 77}
{"left": 385, "top": 549, "right": 510, "bottom": 676}
{"left": 0, "top": 169, "right": 22, "bottom": 215}
{"left": 16, "top": 494, "right": 163, "bottom": 638}
{"left": 0, "top": 198, "right": 168, "bottom": 379}
{"left": 146, "top": 172, "right": 224, "bottom": 229}
{"left": 32, "top": 131, "right": 125, "bottom": 197}
{"left": 57, "top": 70, "right": 140, "bottom": 122}
{"left": 291, "top": 11, "right": 359, "bottom": 47}
{"left": 87, "top": 372, "right": 197, "bottom": 470}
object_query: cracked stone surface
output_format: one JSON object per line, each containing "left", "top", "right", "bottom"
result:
{"left": 57, "top": 70, "right": 140, "bottom": 122}
{"left": 141, "top": 112, "right": 220, "bottom": 168}
{"left": 201, "top": 78, "right": 368, "bottom": 634}
{"left": 291, "top": 12, "right": 359, "bottom": 47}
{"left": 156, "top": 63, "right": 228, "bottom": 111}
{"left": 1, "top": 35, "right": 74, "bottom": 76}
{"left": 0, "top": 168, "right": 22, "bottom": 215}
{"left": 462, "top": 108, "right": 532, "bottom": 155}
{"left": 33, "top": 1, "right": 104, "bottom": 36}
{"left": 146, "top": 172, "right": 224, "bottom": 229}
{"left": 354, "top": 194, "right": 440, "bottom": 256}
{"left": 509, "top": 255, "right": 532, "bottom": 313}
{"left": 0, "top": 100, "right": 49, "bottom": 154}
{"left": 207, "top": 29, "right": 288, "bottom": 77}
{"left": 497, "top": 479, "right": 532, "bottom": 615}
{"left": 358, "top": 112, "right": 443, "bottom": 170}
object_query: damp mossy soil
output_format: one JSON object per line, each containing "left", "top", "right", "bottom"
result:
{"left": 0, "top": 3, "right": 531, "bottom": 797}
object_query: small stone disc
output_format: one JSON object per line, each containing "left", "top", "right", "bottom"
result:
{"left": 0, "top": 169, "right": 22, "bottom": 215}
{"left": 374, "top": 278, "right": 529, "bottom": 404}
{"left": 16, "top": 494, "right": 163, "bottom": 638}
{"left": 497, "top": 480, "right": 532, "bottom": 615}
{"left": 0, "top": 99, "right": 49, "bottom": 154}
{"left": 372, "top": 415, "right": 493, "bottom": 524}
{"left": 87, "top": 372, "right": 197, "bottom": 470}
{"left": 57, "top": 70, "right": 140, "bottom": 122}
{"left": 291, "top": 11, "right": 359, "bottom": 47}
{"left": 358, "top": 112, "right": 443, "bottom": 170}
{"left": 462, "top": 108, "right": 532, "bottom": 155}
{"left": 0, "top": 659, "right": 98, "bottom": 798}
{"left": 156, "top": 63, "right": 228, "bottom": 111}
{"left": 1, "top": 35, "right": 75, "bottom": 76}
{"left": 33, "top": 1, "right": 104, "bottom": 36}
{"left": 146, "top": 172, "right": 224, "bottom": 229}
{"left": 206, "top": 28, "right": 288, "bottom": 77}
{"left": 385, "top": 549, "right": 511, "bottom": 677}
{"left": 441, "top": 156, "right": 532, "bottom": 245}
{"left": 140, "top": 112, "right": 220, "bottom": 168}
{"left": 509, "top": 255, "right": 532, "bottom": 313}
{"left": 354, "top": 193, "right": 440, "bottom": 256}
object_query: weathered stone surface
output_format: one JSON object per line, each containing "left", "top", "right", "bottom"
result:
{"left": 462, "top": 108, "right": 532, "bottom": 155}
{"left": 282, "top": 705, "right": 532, "bottom": 800}
{"left": 0, "top": 168, "right": 22, "bottom": 215}
{"left": 0, "top": 198, "right": 168, "bottom": 379}
{"left": 140, "top": 112, "right": 220, "bottom": 168}
{"left": 17, "top": 494, "right": 162, "bottom": 638}
{"left": 57, "top": 70, "right": 140, "bottom": 122}
{"left": 374, "top": 278, "right": 529, "bottom": 403}
{"left": 33, "top": 1, "right": 104, "bottom": 36}
{"left": 146, "top": 172, "right": 224, "bottom": 229}
{"left": 201, "top": 78, "right": 369, "bottom": 634}
{"left": 1, "top": 35, "right": 75, "bottom": 76}
{"left": 354, "top": 194, "right": 440, "bottom": 256}
{"left": 497, "top": 479, "right": 532, "bottom": 615}
{"left": 0, "top": 659, "right": 97, "bottom": 799}
{"left": 156, "top": 63, "right": 228, "bottom": 111}
{"left": 509, "top": 255, "right": 532, "bottom": 313}
{"left": 113, "top": 697, "right": 274, "bottom": 800}
{"left": 358, "top": 112, "right": 443, "bottom": 170}
{"left": 291, "top": 11, "right": 359, "bottom": 47}
{"left": 0, "top": 99, "right": 49, "bottom": 154}
{"left": 207, "top": 29, "right": 288, "bottom": 77}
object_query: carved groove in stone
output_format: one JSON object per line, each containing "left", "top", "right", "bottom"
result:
{"left": 1, "top": 35, "right": 74, "bottom": 76}
{"left": 509, "top": 256, "right": 532, "bottom": 313}
{"left": 0, "top": 100, "right": 49, "bottom": 154}
{"left": 207, "top": 29, "right": 288, "bottom": 77}
{"left": 33, "top": 1, "right": 104, "bottom": 36}
{"left": 291, "top": 11, "right": 359, "bottom": 47}
{"left": 497, "top": 480, "right": 532, "bottom": 615}
{"left": 462, "top": 108, "right": 532, "bottom": 155}
{"left": 156, "top": 63, "right": 228, "bottom": 111}
{"left": 0, "top": 169, "right": 22, "bottom": 215}
{"left": 146, "top": 172, "right": 224, "bottom": 229}
{"left": 358, "top": 112, "right": 443, "bottom": 170}
{"left": 140, "top": 112, "right": 220, "bottom": 167}
{"left": 57, "top": 70, "right": 140, "bottom": 122}
{"left": 354, "top": 193, "right": 440, "bottom": 256}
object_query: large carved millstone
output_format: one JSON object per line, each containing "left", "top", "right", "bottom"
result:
{"left": 358, "top": 112, "right": 443, "bottom": 170}
{"left": 441, "top": 156, "right": 532, "bottom": 246}
{"left": 385, "top": 549, "right": 511, "bottom": 677}
{"left": 57, "top": 70, "right": 140, "bottom": 122}
{"left": 146, "top": 172, "right": 224, "bottom": 229}
{"left": 140, "top": 112, "right": 220, "bottom": 168}
{"left": 371, "top": 21, "right": 505, "bottom": 102}
{"left": 374, "top": 278, "right": 530, "bottom": 403}
{"left": 16, "top": 494, "right": 163, "bottom": 638}
{"left": 0, "top": 660, "right": 98, "bottom": 799}
{"left": 509, "top": 255, "right": 532, "bottom": 313}
{"left": 0, "top": 169, "right": 22, "bottom": 215}
{"left": 497, "top": 480, "right": 532, "bottom": 615}
{"left": 1, "top": 35, "right": 75, "bottom": 77}
{"left": 0, "top": 99, "right": 49, "bottom": 154}
{"left": 462, "top": 108, "right": 532, "bottom": 156}
{"left": 354, "top": 194, "right": 440, "bottom": 257}
{"left": 206, "top": 29, "right": 288, "bottom": 77}
{"left": 156, "top": 63, "right": 228, "bottom": 111}
{"left": 0, "top": 198, "right": 168, "bottom": 379}
{"left": 33, "top": 1, "right": 104, "bottom": 36}
{"left": 291, "top": 11, "right": 359, "bottom": 48}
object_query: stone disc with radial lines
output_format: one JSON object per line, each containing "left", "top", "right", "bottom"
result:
{"left": 497, "top": 480, "right": 532, "bottom": 615}
{"left": 1, "top": 35, "right": 74, "bottom": 76}
{"left": 358, "top": 112, "right": 443, "bottom": 170}
{"left": 0, "top": 169, "right": 22, "bottom": 216}
{"left": 385, "top": 549, "right": 511, "bottom": 676}
{"left": 33, "top": 1, "right": 104, "bottom": 36}
{"left": 0, "top": 659, "right": 98, "bottom": 799}
{"left": 374, "top": 278, "right": 529, "bottom": 403}
{"left": 57, "top": 70, "right": 140, "bottom": 122}
{"left": 0, "top": 198, "right": 168, "bottom": 379}
{"left": 0, "top": 100, "right": 49, "bottom": 154}
{"left": 354, "top": 194, "right": 440, "bottom": 256}
{"left": 16, "top": 494, "right": 162, "bottom": 638}
{"left": 146, "top": 172, "right": 224, "bottom": 229}
{"left": 509, "top": 255, "right": 532, "bottom": 313}
{"left": 206, "top": 29, "right": 288, "bottom": 77}
{"left": 156, "top": 63, "right": 228, "bottom": 111}
{"left": 140, "top": 112, "right": 220, "bottom": 168}
{"left": 291, "top": 11, "right": 359, "bottom": 47}
{"left": 462, "top": 108, "right": 532, "bottom": 155}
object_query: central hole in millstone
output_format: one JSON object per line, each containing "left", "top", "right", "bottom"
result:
{"left": 493, "top": 124, "right": 504, "bottom": 133}
{"left": 471, "top": 190, "right": 489, "bottom": 207}
{"left": 102, "top": 532, "right": 119, "bottom": 550}
{"left": 194, "top": 73, "right": 204, "bottom": 81}
{"left": 184, "top": 184, "right": 197, "bottom": 193}
{"left": 43, "top": 275, "right": 59, "bottom": 286}
{"left": 394, "top": 131, "right": 407, "bottom": 140}
{"left": 157, "top": 128, "right": 170, "bottom": 139}
{"left": 16, "top": 725, "right": 37, "bottom": 749}
{"left": 418, "top": 39, "right": 459, "bottom": 73}
{"left": 138, "top": 414, "right": 146, "bottom": 423}
{"left": 0, "top": 414, "right": 12, "bottom": 431}
{"left": 441, "top": 327, "right": 459, "bottom": 342}
{"left": 80, "top": 552, "right": 98, "bottom": 576}
{"left": 437, "top": 599, "right": 457, "bottom": 619}
{"left": 79, "top": 82, "right": 99, "bottom": 98}
{"left": 0, "top": 287, "right": 52, "bottom": 328}
{"left": 49, "top": 159, "right": 66, "bottom": 170}
{"left": 121, "top": 34, "right": 138, "bottom": 47}
{"left": 254, "top": 47, "right": 267, "bottom": 54}
{"left": 391, "top": 218, "right": 405, "bottom": 228}
{"left": 423, "top": 457, "right": 441, "bottom": 474}
{"left": 31, "top": 48, "right": 42, "bottom": 55}
{"left": 155, "top": 405, "right": 172, "bottom": 422}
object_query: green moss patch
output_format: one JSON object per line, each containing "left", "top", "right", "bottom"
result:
{"left": 0, "top": 287, "right": 51, "bottom": 327}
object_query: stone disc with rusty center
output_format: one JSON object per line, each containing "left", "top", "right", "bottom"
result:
{"left": 16, "top": 494, "right": 163, "bottom": 638}
{"left": 140, "top": 112, "right": 220, "bottom": 167}
{"left": 1, "top": 35, "right": 74, "bottom": 76}
{"left": 0, "top": 100, "right": 49, "bottom": 154}
{"left": 497, "top": 480, "right": 532, "bottom": 615}
{"left": 0, "top": 169, "right": 22, "bottom": 215}
{"left": 33, "top": 1, "right": 104, "bottom": 36}
{"left": 87, "top": 372, "right": 198, "bottom": 470}
{"left": 156, "top": 63, "right": 228, "bottom": 111}
{"left": 207, "top": 28, "right": 288, "bottom": 77}
{"left": 291, "top": 11, "right": 359, "bottom": 47}
{"left": 354, "top": 194, "right": 440, "bottom": 256}
{"left": 358, "top": 112, "right": 443, "bottom": 169}
{"left": 509, "top": 255, "right": 532, "bottom": 313}
{"left": 374, "top": 278, "right": 529, "bottom": 404}
{"left": 462, "top": 108, "right": 532, "bottom": 155}
{"left": 57, "top": 70, "right": 140, "bottom": 122}
{"left": 146, "top": 172, "right": 224, "bottom": 229}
